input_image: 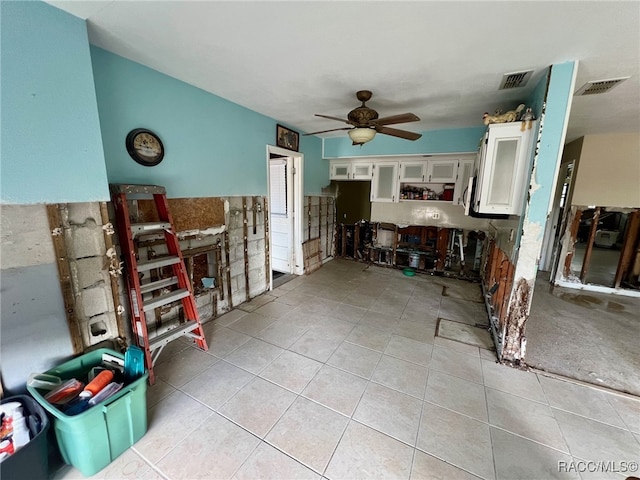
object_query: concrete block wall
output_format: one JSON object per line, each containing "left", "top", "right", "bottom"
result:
{"left": 0, "top": 205, "right": 75, "bottom": 393}
{"left": 61, "top": 202, "right": 120, "bottom": 347}
{"left": 303, "top": 195, "right": 336, "bottom": 262}
{"left": 0, "top": 194, "right": 315, "bottom": 391}
{"left": 108, "top": 196, "right": 269, "bottom": 337}
{"left": 227, "top": 196, "right": 268, "bottom": 301}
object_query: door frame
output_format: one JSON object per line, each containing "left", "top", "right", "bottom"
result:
{"left": 540, "top": 160, "right": 574, "bottom": 272}
{"left": 266, "top": 145, "right": 304, "bottom": 283}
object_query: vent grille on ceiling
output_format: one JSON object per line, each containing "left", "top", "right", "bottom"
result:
{"left": 499, "top": 70, "right": 533, "bottom": 90}
{"left": 574, "top": 77, "right": 629, "bottom": 96}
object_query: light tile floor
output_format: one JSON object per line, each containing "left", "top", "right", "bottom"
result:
{"left": 54, "top": 260, "right": 640, "bottom": 480}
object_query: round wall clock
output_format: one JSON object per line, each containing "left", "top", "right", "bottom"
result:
{"left": 125, "top": 128, "right": 165, "bottom": 166}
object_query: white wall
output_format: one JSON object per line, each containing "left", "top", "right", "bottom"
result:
{"left": 371, "top": 201, "right": 520, "bottom": 256}
{"left": 572, "top": 133, "right": 640, "bottom": 208}
{"left": 371, "top": 202, "right": 490, "bottom": 230}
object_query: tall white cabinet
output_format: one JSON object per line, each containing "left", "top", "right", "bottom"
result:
{"left": 474, "top": 122, "right": 537, "bottom": 215}
{"left": 371, "top": 162, "right": 398, "bottom": 202}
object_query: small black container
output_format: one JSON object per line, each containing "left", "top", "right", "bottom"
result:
{"left": 0, "top": 395, "right": 50, "bottom": 480}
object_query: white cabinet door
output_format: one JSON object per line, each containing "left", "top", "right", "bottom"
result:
{"left": 426, "top": 159, "right": 458, "bottom": 183}
{"left": 399, "top": 162, "right": 426, "bottom": 182}
{"left": 351, "top": 162, "right": 373, "bottom": 180}
{"left": 454, "top": 158, "right": 474, "bottom": 206}
{"left": 371, "top": 162, "right": 398, "bottom": 202}
{"left": 477, "top": 122, "right": 535, "bottom": 215}
{"left": 330, "top": 162, "right": 350, "bottom": 180}
{"left": 330, "top": 160, "right": 372, "bottom": 180}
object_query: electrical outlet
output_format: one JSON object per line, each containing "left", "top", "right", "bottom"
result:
{"left": 432, "top": 212, "right": 440, "bottom": 220}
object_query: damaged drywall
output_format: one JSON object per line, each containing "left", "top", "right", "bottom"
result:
{"left": 502, "top": 278, "right": 532, "bottom": 362}
{"left": 0, "top": 204, "right": 74, "bottom": 394}
{"left": 499, "top": 61, "right": 577, "bottom": 363}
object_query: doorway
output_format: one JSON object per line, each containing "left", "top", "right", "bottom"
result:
{"left": 267, "top": 145, "right": 304, "bottom": 286}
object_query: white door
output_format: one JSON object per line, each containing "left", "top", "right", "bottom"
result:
{"left": 269, "top": 157, "right": 293, "bottom": 273}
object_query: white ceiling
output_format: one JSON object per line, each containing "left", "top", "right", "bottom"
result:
{"left": 48, "top": 1, "right": 639, "bottom": 144}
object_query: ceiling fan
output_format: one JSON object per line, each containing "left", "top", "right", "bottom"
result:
{"left": 304, "top": 90, "right": 422, "bottom": 146}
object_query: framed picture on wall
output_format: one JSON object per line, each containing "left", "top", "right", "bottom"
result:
{"left": 276, "top": 124, "right": 299, "bottom": 151}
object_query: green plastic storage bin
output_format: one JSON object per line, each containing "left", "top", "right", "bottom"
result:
{"left": 27, "top": 349, "right": 148, "bottom": 476}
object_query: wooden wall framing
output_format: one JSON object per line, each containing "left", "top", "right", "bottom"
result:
{"left": 46, "top": 204, "right": 83, "bottom": 353}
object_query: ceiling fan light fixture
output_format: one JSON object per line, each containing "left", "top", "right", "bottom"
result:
{"left": 348, "top": 127, "right": 376, "bottom": 145}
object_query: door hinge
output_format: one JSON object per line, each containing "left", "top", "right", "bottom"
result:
{"left": 292, "top": 166, "right": 296, "bottom": 175}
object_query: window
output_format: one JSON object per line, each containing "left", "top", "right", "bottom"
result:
{"left": 270, "top": 159, "right": 287, "bottom": 216}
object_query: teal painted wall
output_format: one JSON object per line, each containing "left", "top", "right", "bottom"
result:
{"left": 528, "top": 62, "right": 576, "bottom": 228}
{"left": 0, "top": 1, "right": 108, "bottom": 204}
{"left": 300, "top": 134, "right": 327, "bottom": 195}
{"left": 527, "top": 69, "right": 549, "bottom": 121}
{"left": 322, "top": 126, "right": 486, "bottom": 159}
{"left": 91, "top": 47, "right": 324, "bottom": 198}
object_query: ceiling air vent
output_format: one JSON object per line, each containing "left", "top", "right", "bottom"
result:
{"left": 499, "top": 70, "right": 533, "bottom": 90}
{"left": 574, "top": 77, "right": 629, "bottom": 96}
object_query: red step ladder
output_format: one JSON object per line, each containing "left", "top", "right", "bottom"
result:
{"left": 111, "top": 184, "right": 208, "bottom": 384}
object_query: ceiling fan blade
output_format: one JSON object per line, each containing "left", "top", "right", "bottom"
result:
{"left": 376, "top": 125, "right": 422, "bottom": 141}
{"left": 372, "top": 113, "right": 420, "bottom": 126}
{"left": 315, "top": 114, "right": 351, "bottom": 124}
{"left": 303, "top": 127, "right": 351, "bottom": 136}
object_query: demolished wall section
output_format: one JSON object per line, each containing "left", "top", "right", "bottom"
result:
{"left": 62, "top": 202, "right": 120, "bottom": 347}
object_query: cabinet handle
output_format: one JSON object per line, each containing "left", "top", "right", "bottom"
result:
{"left": 429, "top": 174, "right": 432, "bottom": 181}
{"left": 422, "top": 175, "right": 424, "bottom": 181}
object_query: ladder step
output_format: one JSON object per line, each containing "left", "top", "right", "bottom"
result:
{"left": 149, "top": 320, "right": 201, "bottom": 351}
{"left": 137, "top": 256, "right": 182, "bottom": 271}
{"left": 143, "top": 288, "right": 191, "bottom": 311}
{"left": 131, "top": 222, "right": 172, "bottom": 237}
{"left": 140, "top": 276, "right": 179, "bottom": 294}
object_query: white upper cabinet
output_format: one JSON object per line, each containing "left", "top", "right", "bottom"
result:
{"left": 399, "top": 161, "right": 426, "bottom": 182}
{"left": 371, "top": 162, "right": 398, "bottom": 202}
{"left": 331, "top": 162, "right": 350, "bottom": 180}
{"left": 426, "top": 159, "right": 458, "bottom": 183}
{"left": 351, "top": 162, "right": 373, "bottom": 180}
{"left": 330, "top": 160, "right": 373, "bottom": 180}
{"left": 475, "top": 122, "right": 536, "bottom": 215}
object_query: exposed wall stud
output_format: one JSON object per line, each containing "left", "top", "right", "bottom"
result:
{"left": 99, "top": 202, "right": 127, "bottom": 339}
{"left": 216, "top": 241, "right": 224, "bottom": 301}
{"left": 615, "top": 210, "right": 640, "bottom": 288}
{"left": 252, "top": 196, "right": 258, "bottom": 235}
{"left": 46, "top": 204, "right": 83, "bottom": 354}
{"left": 580, "top": 207, "right": 600, "bottom": 282}
{"left": 325, "top": 197, "right": 330, "bottom": 257}
{"left": 224, "top": 230, "right": 232, "bottom": 308}
{"left": 264, "top": 197, "right": 271, "bottom": 290}
{"left": 242, "top": 197, "right": 250, "bottom": 303}
{"left": 392, "top": 225, "right": 398, "bottom": 266}
{"left": 307, "top": 197, "right": 312, "bottom": 241}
